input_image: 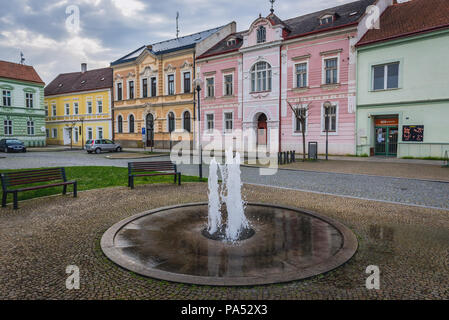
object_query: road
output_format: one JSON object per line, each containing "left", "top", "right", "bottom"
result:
{"left": 1, "top": 150, "right": 448, "bottom": 210}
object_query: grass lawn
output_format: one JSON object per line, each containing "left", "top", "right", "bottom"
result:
{"left": 0, "top": 166, "right": 206, "bottom": 204}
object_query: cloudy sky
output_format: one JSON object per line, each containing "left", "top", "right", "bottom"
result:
{"left": 0, "top": 0, "right": 356, "bottom": 84}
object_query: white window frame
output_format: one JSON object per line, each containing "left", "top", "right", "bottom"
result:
{"left": 25, "top": 92, "right": 34, "bottom": 108}
{"left": 291, "top": 105, "right": 309, "bottom": 136}
{"left": 166, "top": 111, "right": 176, "bottom": 133}
{"left": 181, "top": 71, "right": 191, "bottom": 94}
{"left": 182, "top": 110, "right": 191, "bottom": 132}
{"left": 223, "top": 73, "right": 234, "bottom": 96}
{"left": 320, "top": 101, "right": 339, "bottom": 136}
{"left": 166, "top": 73, "right": 176, "bottom": 96}
{"left": 2, "top": 90, "right": 12, "bottom": 107}
{"left": 117, "top": 114, "right": 123, "bottom": 133}
{"left": 294, "top": 61, "right": 309, "bottom": 89}
{"left": 86, "top": 100, "right": 93, "bottom": 114}
{"left": 141, "top": 77, "right": 149, "bottom": 98}
{"left": 52, "top": 128, "right": 58, "bottom": 138}
{"left": 128, "top": 114, "right": 135, "bottom": 133}
{"left": 205, "top": 76, "right": 215, "bottom": 98}
{"left": 322, "top": 55, "right": 340, "bottom": 85}
{"left": 205, "top": 112, "right": 215, "bottom": 134}
{"left": 223, "top": 111, "right": 234, "bottom": 134}
{"left": 27, "top": 120, "right": 35, "bottom": 135}
{"left": 4, "top": 119, "right": 13, "bottom": 135}
{"left": 73, "top": 102, "right": 79, "bottom": 115}
{"left": 64, "top": 102, "right": 70, "bottom": 115}
{"left": 250, "top": 62, "right": 272, "bottom": 93}
{"left": 52, "top": 103, "right": 57, "bottom": 116}
{"left": 97, "top": 126, "right": 104, "bottom": 140}
{"left": 86, "top": 127, "right": 93, "bottom": 140}
{"left": 45, "top": 104, "right": 49, "bottom": 116}
{"left": 116, "top": 81, "right": 123, "bottom": 101}
{"left": 150, "top": 76, "right": 158, "bottom": 97}
{"left": 74, "top": 127, "right": 79, "bottom": 143}
{"left": 127, "top": 79, "right": 135, "bottom": 100}
{"left": 46, "top": 129, "right": 50, "bottom": 138}
{"left": 371, "top": 62, "right": 400, "bottom": 91}
{"left": 96, "top": 99, "right": 103, "bottom": 114}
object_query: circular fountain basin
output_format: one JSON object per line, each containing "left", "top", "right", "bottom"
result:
{"left": 101, "top": 203, "right": 357, "bottom": 286}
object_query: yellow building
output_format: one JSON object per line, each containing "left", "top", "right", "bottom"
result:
{"left": 110, "top": 24, "right": 235, "bottom": 148}
{"left": 44, "top": 65, "right": 113, "bottom": 147}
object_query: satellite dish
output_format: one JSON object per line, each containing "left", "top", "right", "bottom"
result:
{"left": 41, "top": 126, "right": 46, "bottom": 132}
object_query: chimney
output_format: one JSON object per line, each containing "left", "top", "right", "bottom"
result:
{"left": 81, "top": 63, "right": 87, "bottom": 73}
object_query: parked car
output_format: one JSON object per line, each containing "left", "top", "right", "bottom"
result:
{"left": 85, "top": 139, "right": 122, "bottom": 154}
{"left": 0, "top": 139, "right": 27, "bottom": 153}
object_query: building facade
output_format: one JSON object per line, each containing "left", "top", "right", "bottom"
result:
{"left": 110, "top": 24, "right": 235, "bottom": 149}
{"left": 197, "top": 0, "right": 392, "bottom": 154}
{"left": 0, "top": 60, "right": 46, "bottom": 147}
{"left": 44, "top": 65, "right": 113, "bottom": 147}
{"left": 356, "top": 0, "right": 449, "bottom": 158}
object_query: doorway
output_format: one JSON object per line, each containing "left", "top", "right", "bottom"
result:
{"left": 146, "top": 113, "right": 154, "bottom": 147}
{"left": 374, "top": 118, "right": 398, "bottom": 156}
{"left": 257, "top": 113, "right": 267, "bottom": 146}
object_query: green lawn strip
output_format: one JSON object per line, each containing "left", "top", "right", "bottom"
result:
{"left": 0, "top": 166, "right": 206, "bottom": 204}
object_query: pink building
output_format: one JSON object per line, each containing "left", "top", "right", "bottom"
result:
{"left": 196, "top": 0, "right": 392, "bottom": 154}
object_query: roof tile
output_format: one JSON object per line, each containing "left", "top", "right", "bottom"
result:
{"left": 0, "top": 60, "right": 44, "bottom": 85}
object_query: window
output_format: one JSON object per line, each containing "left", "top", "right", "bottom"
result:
{"left": 117, "top": 83, "right": 123, "bottom": 100}
{"left": 372, "top": 62, "right": 399, "bottom": 91}
{"left": 117, "top": 115, "right": 123, "bottom": 133}
{"left": 224, "top": 74, "right": 233, "bottom": 96}
{"left": 224, "top": 112, "right": 233, "bottom": 133}
{"left": 251, "top": 62, "right": 272, "bottom": 92}
{"left": 168, "top": 112, "right": 175, "bottom": 133}
{"left": 45, "top": 105, "right": 49, "bottom": 116}
{"left": 74, "top": 102, "right": 79, "bottom": 115}
{"left": 97, "top": 127, "right": 103, "bottom": 139}
{"left": 167, "top": 75, "right": 175, "bottom": 95}
{"left": 323, "top": 104, "right": 337, "bottom": 132}
{"left": 2, "top": 90, "right": 11, "bottom": 106}
{"left": 74, "top": 127, "right": 79, "bottom": 143}
{"left": 227, "top": 39, "right": 236, "bottom": 46}
{"left": 4, "top": 120, "right": 12, "bottom": 135}
{"left": 206, "top": 78, "right": 215, "bottom": 97}
{"left": 257, "top": 26, "right": 266, "bottom": 44}
{"left": 320, "top": 16, "right": 333, "bottom": 25}
{"left": 52, "top": 128, "right": 58, "bottom": 138}
{"left": 206, "top": 114, "right": 214, "bottom": 132}
{"left": 129, "top": 114, "right": 135, "bottom": 133}
{"left": 97, "top": 100, "right": 103, "bottom": 114}
{"left": 128, "top": 81, "right": 134, "bottom": 99}
{"left": 65, "top": 103, "right": 70, "bottom": 115}
{"left": 87, "top": 127, "right": 93, "bottom": 140}
{"left": 27, "top": 120, "right": 34, "bottom": 135}
{"left": 25, "top": 93, "right": 33, "bottom": 108}
{"left": 324, "top": 58, "right": 338, "bottom": 84}
{"left": 183, "top": 72, "right": 191, "bottom": 93}
{"left": 183, "top": 111, "right": 191, "bottom": 132}
{"left": 296, "top": 63, "right": 307, "bottom": 88}
{"left": 151, "top": 77, "right": 157, "bottom": 97}
{"left": 52, "top": 103, "right": 57, "bottom": 116}
{"left": 46, "top": 129, "right": 49, "bottom": 138}
{"left": 87, "top": 101, "right": 93, "bottom": 114}
{"left": 142, "top": 78, "right": 148, "bottom": 98}
{"left": 294, "top": 107, "right": 307, "bottom": 132}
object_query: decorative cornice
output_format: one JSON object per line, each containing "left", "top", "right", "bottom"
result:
{"left": 292, "top": 54, "right": 311, "bottom": 61}
{"left": 320, "top": 48, "right": 343, "bottom": 56}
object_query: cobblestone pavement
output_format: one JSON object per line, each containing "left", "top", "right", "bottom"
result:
{"left": 1, "top": 151, "right": 448, "bottom": 209}
{"left": 0, "top": 183, "right": 448, "bottom": 299}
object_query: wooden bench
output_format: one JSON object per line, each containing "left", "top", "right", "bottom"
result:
{"left": 128, "top": 161, "right": 181, "bottom": 189}
{"left": 1, "top": 168, "right": 77, "bottom": 210}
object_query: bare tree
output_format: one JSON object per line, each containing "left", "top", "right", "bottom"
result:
{"left": 287, "top": 101, "right": 310, "bottom": 162}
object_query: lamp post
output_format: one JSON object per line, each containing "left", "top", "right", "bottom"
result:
{"left": 80, "top": 116, "right": 85, "bottom": 150}
{"left": 193, "top": 78, "right": 203, "bottom": 179}
{"left": 323, "top": 101, "right": 332, "bottom": 161}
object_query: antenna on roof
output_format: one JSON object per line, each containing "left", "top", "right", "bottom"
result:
{"left": 269, "top": 0, "right": 275, "bottom": 14}
{"left": 20, "top": 52, "right": 25, "bottom": 65}
{"left": 176, "top": 11, "right": 180, "bottom": 39}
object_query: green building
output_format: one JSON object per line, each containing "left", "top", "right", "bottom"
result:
{"left": 355, "top": 0, "right": 449, "bottom": 158}
{"left": 0, "top": 60, "right": 46, "bottom": 147}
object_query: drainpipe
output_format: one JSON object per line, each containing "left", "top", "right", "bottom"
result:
{"left": 111, "top": 87, "right": 115, "bottom": 142}
{"left": 193, "top": 50, "right": 196, "bottom": 152}
{"left": 278, "top": 45, "right": 282, "bottom": 153}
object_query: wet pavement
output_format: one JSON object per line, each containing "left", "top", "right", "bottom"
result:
{"left": 0, "top": 183, "right": 448, "bottom": 299}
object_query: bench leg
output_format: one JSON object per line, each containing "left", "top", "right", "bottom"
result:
{"left": 178, "top": 173, "right": 181, "bottom": 186}
{"left": 13, "top": 191, "right": 18, "bottom": 210}
{"left": 130, "top": 176, "right": 135, "bottom": 189}
{"left": 128, "top": 176, "right": 131, "bottom": 188}
{"left": 174, "top": 173, "right": 177, "bottom": 184}
{"left": 73, "top": 182, "right": 77, "bottom": 198}
{"left": 63, "top": 185, "right": 67, "bottom": 195}
{"left": 2, "top": 192, "right": 7, "bottom": 208}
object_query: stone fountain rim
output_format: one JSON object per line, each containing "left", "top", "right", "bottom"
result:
{"left": 100, "top": 202, "right": 358, "bottom": 286}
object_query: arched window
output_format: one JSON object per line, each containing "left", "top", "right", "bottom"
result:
{"left": 117, "top": 115, "right": 123, "bottom": 133}
{"left": 251, "top": 62, "right": 272, "bottom": 92}
{"left": 183, "top": 111, "right": 191, "bottom": 133}
{"left": 257, "top": 26, "right": 266, "bottom": 44}
{"left": 129, "top": 114, "right": 135, "bottom": 133}
{"left": 168, "top": 112, "right": 175, "bottom": 133}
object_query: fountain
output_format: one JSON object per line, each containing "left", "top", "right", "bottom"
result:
{"left": 101, "top": 149, "right": 358, "bottom": 286}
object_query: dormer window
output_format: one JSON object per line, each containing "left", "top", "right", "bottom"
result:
{"left": 227, "top": 38, "right": 236, "bottom": 47}
{"left": 257, "top": 26, "right": 266, "bottom": 44}
{"left": 320, "top": 15, "right": 334, "bottom": 25}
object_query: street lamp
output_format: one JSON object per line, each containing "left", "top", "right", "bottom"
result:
{"left": 323, "top": 101, "right": 332, "bottom": 161}
{"left": 193, "top": 78, "right": 204, "bottom": 179}
{"left": 80, "top": 116, "right": 85, "bottom": 150}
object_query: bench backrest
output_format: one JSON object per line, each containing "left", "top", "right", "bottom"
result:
{"left": 128, "top": 161, "right": 177, "bottom": 174}
{"left": 1, "top": 168, "right": 66, "bottom": 190}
